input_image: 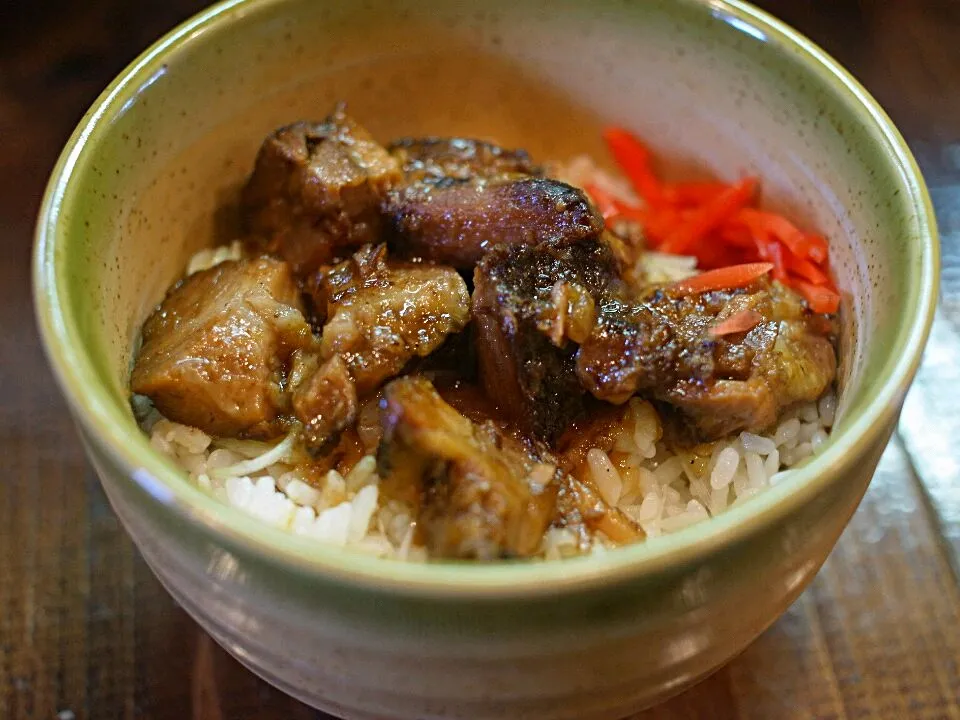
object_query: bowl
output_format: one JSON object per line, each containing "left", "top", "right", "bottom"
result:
{"left": 33, "top": 0, "right": 938, "bottom": 717}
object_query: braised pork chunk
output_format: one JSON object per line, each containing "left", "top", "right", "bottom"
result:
{"left": 131, "top": 257, "right": 312, "bottom": 437}
{"left": 385, "top": 176, "right": 603, "bottom": 269}
{"left": 577, "top": 279, "right": 837, "bottom": 441}
{"left": 316, "top": 245, "right": 470, "bottom": 396}
{"left": 242, "top": 106, "right": 401, "bottom": 275}
{"left": 388, "top": 137, "right": 540, "bottom": 183}
{"left": 377, "top": 376, "right": 558, "bottom": 560}
{"left": 471, "top": 237, "right": 623, "bottom": 441}
{"left": 292, "top": 245, "right": 470, "bottom": 454}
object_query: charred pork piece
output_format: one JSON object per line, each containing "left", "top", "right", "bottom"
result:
{"left": 131, "top": 257, "right": 312, "bottom": 438}
{"left": 472, "top": 238, "right": 622, "bottom": 441}
{"left": 383, "top": 135, "right": 601, "bottom": 269}
{"left": 385, "top": 176, "right": 604, "bottom": 270}
{"left": 659, "top": 320, "right": 836, "bottom": 441}
{"left": 576, "top": 279, "right": 838, "bottom": 442}
{"left": 377, "top": 376, "right": 558, "bottom": 560}
{"left": 388, "top": 137, "right": 540, "bottom": 183}
{"left": 241, "top": 105, "right": 401, "bottom": 276}
{"left": 572, "top": 300, "right": 677, "bottom": 405}
{"left": 293, "top": 245, "right": 471, "bottom": 454}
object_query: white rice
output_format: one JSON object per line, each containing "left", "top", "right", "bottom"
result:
{"left": 141, "top": 159, "right": 837, "bottom": 561}
{"left": 573, "top": 394, "right": 834, "bottom": 541}
{"left": 144, "top": 387, "right": 835, "bottom": 560}
{"left": 143, "top": 403, "right": 428, "bottom": 561}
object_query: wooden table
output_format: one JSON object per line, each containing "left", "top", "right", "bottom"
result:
{"left": 3, "top": 1, "right": 959, "bottom": 717}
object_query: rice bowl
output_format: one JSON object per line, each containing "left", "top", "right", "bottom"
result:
{"left": 32, "top": 0, "right": 937, "bottom": 716}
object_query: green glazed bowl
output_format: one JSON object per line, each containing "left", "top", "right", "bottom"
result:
{"left": 33, "top": 0, "right": 938, "bottom": 717}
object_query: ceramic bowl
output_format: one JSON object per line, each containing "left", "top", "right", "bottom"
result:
{"left": 33, "top": 0, "right": 938, "bottom": 717}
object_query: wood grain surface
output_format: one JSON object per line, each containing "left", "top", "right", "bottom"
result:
{"left": 2, "top": 1, "right": 959, "bottom": 718}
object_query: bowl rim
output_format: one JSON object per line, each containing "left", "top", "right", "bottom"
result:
{"left": 33, "top": 0, "right": 939, "bottom": 599}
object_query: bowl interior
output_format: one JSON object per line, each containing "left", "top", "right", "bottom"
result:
{"left": 35, "top": 0, "right": 936, "bottom": 591}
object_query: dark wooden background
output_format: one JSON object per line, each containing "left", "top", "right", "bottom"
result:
{"left": 2, "top": 1, "right": 959, "bottom": 718}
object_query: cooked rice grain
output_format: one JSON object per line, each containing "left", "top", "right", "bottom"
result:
{"left": 580, "top": 396, "right": 834, "bottom": 540}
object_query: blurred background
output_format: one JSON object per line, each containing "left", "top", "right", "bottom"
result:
{"left": 1, "top": 1, "right": 958, "bottom": 718}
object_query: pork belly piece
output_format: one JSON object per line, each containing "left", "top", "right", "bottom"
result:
{"left": 385, "top": 176, "right": 604, "bottom": 270}
{"left": 577, "top": 279, "right": 838, "bottom": 442}
{"left": 317, "top": 246, "right": 471, "bottom": 395}
{"left": 289, "top": 352, "right": 358, "bottom": 455}
{"left": 471, "top": 238, "right": 622, "bottom": 441}
{"left": 474, "top": 233, "right": 836, "bottom": 444}
{"left": 293, "top": 245, "right": 470, "bottom": 454}
{"left": 241, "top": 105, "right": 401, "bottom": 275}
{"left": 377, "top": 376, "right": 558, "bottom": 560}
{"left": 383, "top": 136, "right": 600, "bottom": 269}
{"left": 131, "top": 257, "right": 312, "bottom": 438}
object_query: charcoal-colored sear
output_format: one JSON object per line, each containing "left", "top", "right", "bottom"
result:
{"left": 376, "top": 376, "right": 558, "bottom": 560}
{"left": 472, "top": 238, "right": 622, "bottom": 442}
{"left": 576, "top": 279, "right": 838, "bottom": 442}
{"left": 241, "top": 105, "right": 401, "bottom": 276}
{"left": 131, "top": 257, "right": 313, "bottom": 438}
{"left": 384, "top": 136, "right": 601, "bottom": 269}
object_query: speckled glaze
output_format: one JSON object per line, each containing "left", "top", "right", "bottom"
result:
{"left": 34, "top": 1, "right": 938, "bottom": 718}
